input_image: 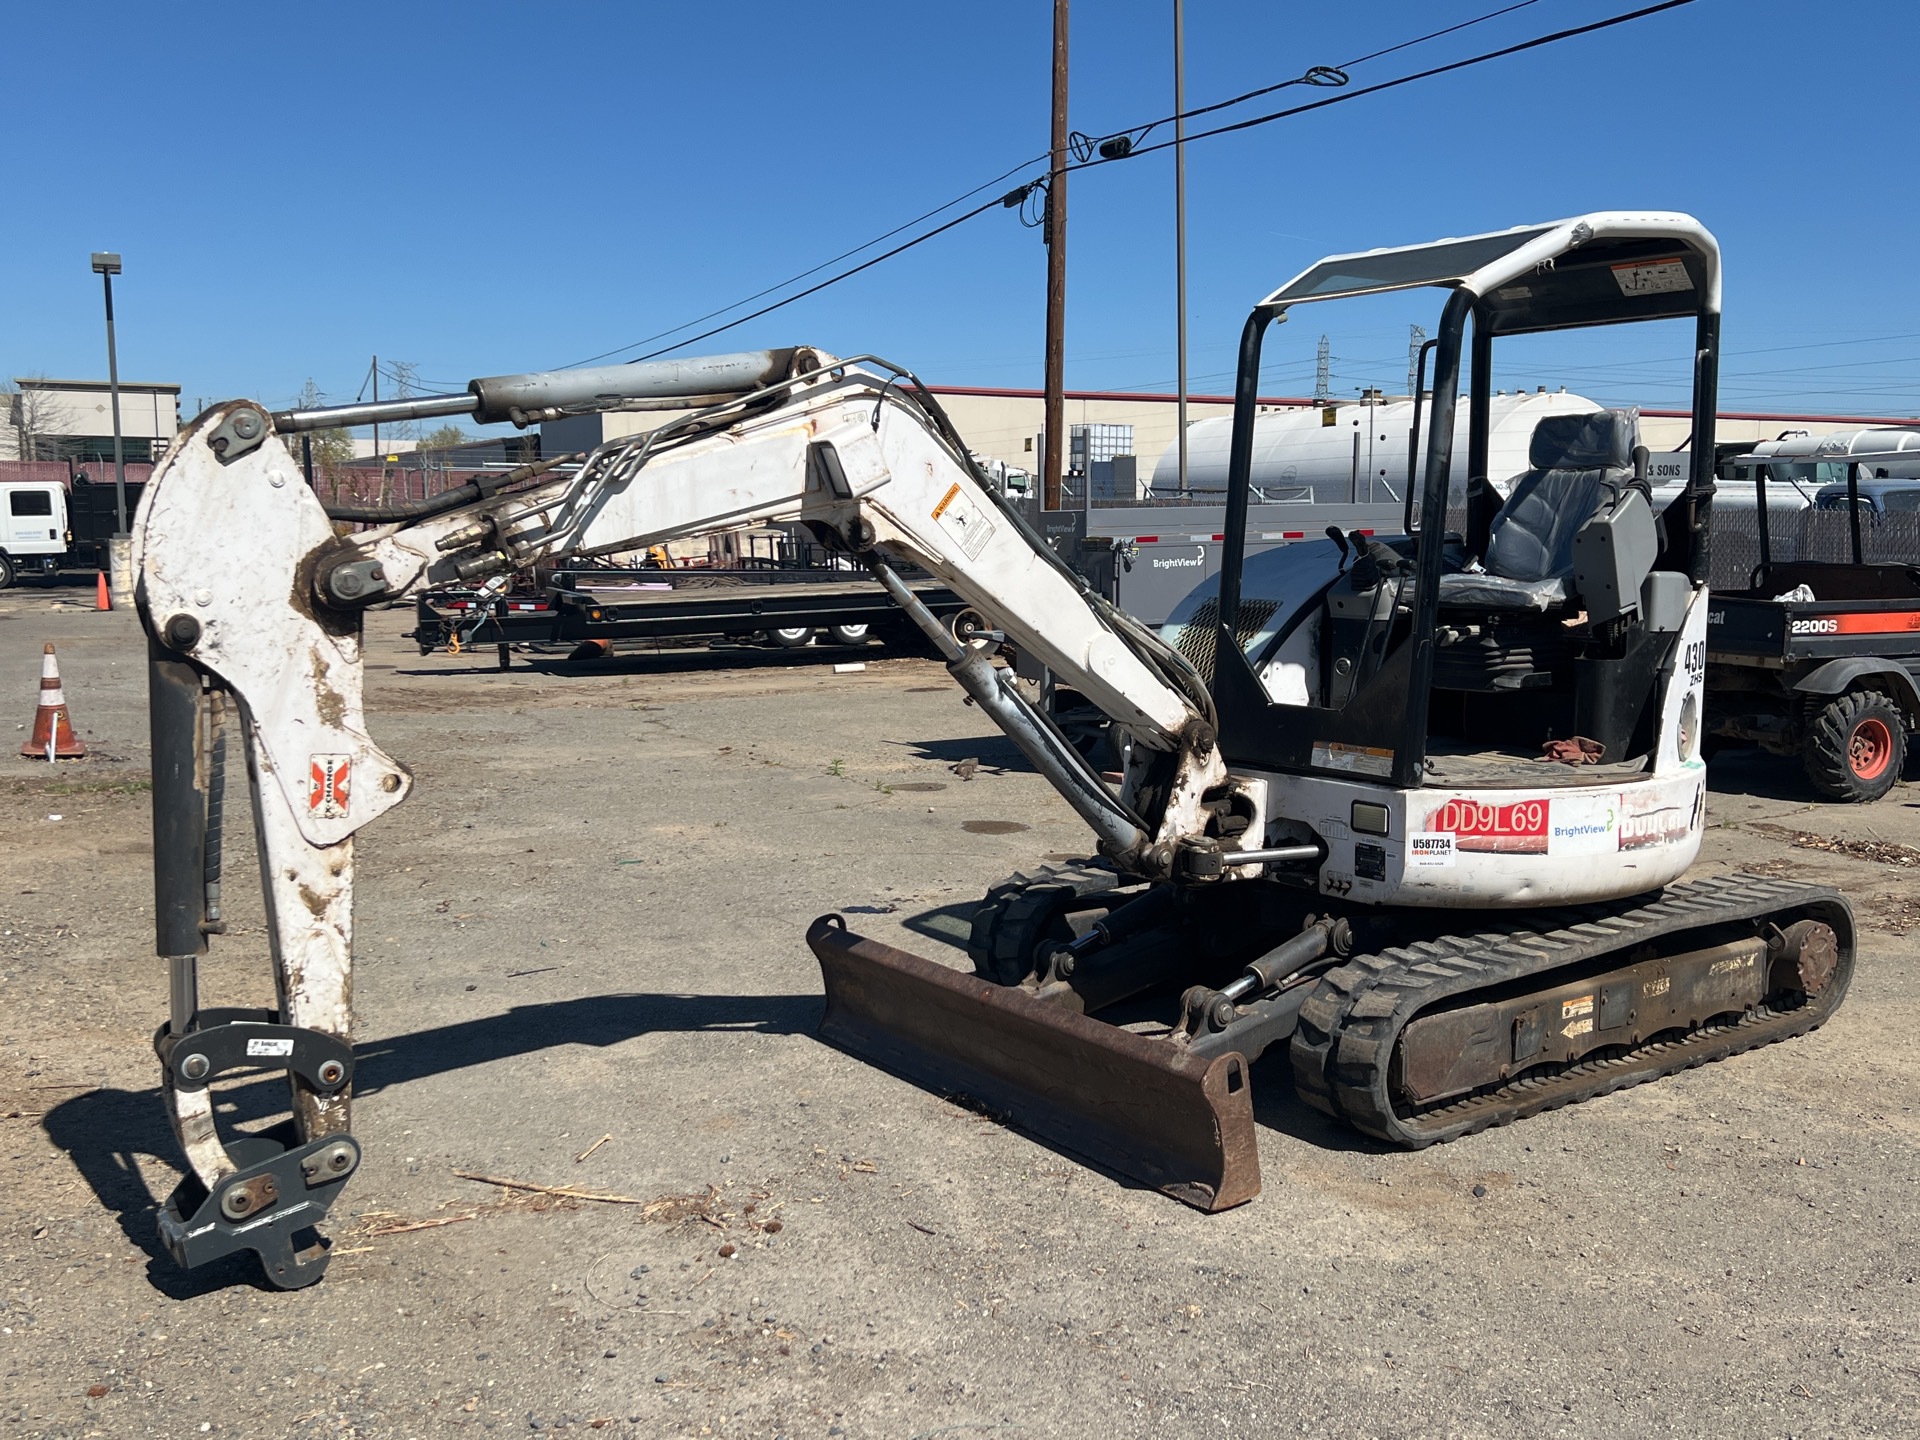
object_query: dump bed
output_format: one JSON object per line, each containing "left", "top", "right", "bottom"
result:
{"left": 1707, "top": 561, "right": 1920, "bottom": 664}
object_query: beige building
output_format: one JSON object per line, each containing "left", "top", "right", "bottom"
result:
{"left": 921, "top": 385, "right": 1920, "bottom": 480}
{"left": 543, "top": 380, "right": 1920, "bottom": 501}
{"left": 3, "top": 378, "right": 180, "bottom": 463}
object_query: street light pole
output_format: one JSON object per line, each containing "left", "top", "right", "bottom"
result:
{"left": 1173, "top": 0, "right": 1190, "bottom": 497}
{"left": 90, "top": 252, "right": 128, "bottom": 534}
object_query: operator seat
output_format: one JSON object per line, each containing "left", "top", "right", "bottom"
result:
{"left": 1438, "top": 408, "right": 1641, "bottom": 612}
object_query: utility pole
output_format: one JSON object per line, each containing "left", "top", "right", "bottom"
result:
{"left": 1407, "top": 324, "right": 1427, "bottom": 396}
{"left": 1314, "top": 335, "right": 1332, "bottom": 405}
{"left": 1173, "top": 0, "right": 1190, "bottom": 497}
{"left": 1043, "top": 0, "right": 1069, "bottom": 511}
{"left": 371, "top": 354, "right": 380, "bottom": 464}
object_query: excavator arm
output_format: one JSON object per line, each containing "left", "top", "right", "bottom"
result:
{"left": 130, "top": 350, "right": 1235, "bottom": 1285}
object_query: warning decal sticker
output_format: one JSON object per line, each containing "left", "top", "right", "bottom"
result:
{"left": 1611, "top": 259, "right": 1693, "bottom": 297}
{"left": 932, "top": 484, "right": 996, "bottom": 561}
{"left": 1311, "top": 741, "right": 1395, "bottom": 778}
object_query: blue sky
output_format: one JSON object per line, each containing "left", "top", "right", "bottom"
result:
{"left": 5, "top": 0, "right": 1918, "bottom": 427}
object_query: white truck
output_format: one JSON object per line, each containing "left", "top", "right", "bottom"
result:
{"left": 0, "top": 476, "right": 136, "bottom": 587}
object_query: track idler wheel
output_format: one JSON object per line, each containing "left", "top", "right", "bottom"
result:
{"left": 1770, "top": 918, "right": 1839, "bottom": 996}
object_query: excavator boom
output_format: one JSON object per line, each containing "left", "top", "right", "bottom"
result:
{"left": 130, "top": 350, "right": 1244, "bottom": 1284}
{"left": 130, "top": 211, "right": 1859, "bottom": 1289}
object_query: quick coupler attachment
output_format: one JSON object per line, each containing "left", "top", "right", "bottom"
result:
{"left": 154, "top": 1008, "right": 359, "bottom": 1289}
{"left": 808, "top": 914, "right": 1260, "bottom": 1211}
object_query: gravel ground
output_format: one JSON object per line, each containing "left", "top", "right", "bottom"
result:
{"left": 2, "top": 583, "right": 1918, "bottom": 1440}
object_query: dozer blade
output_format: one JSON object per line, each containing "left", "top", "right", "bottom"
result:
{"left": 806, "top": 915, "right": 1260, "bottom": 1211}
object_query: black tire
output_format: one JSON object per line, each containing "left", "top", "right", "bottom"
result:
{"left": 0, "top": 554, "right": 14, "bottom": 590}
{"left": 767, "top": 626, "right": 814, "bottom": 649}
{"left": 870, "top": 620, "right": 940, "bottom": 657}
{"left": 1802, "top": 688, "right": 1906, "bottom": 803}
{"left": 826, "top": 623, "right": 870, "bottom": 646}
{"left": 949, "top": 607, "right": 993, "bottom": 648}
{"left": 1051, "top": 698, "right": 1119, "bottom": 771}
{"left": 966, "top": 860, "right": 1129, "bottom": 985}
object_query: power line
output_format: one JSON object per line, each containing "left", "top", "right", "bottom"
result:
{"left": 584, "top": 0, "right": 1590, "bottom": 368}
{"left": 1342, "top": 0, "right": 1544, "bottom": 67}
{"left": 560, "top": 154, "right": 1047, "bottom": 369}
{"left": 621, "top": 199, "right": 1015, "bottom": 364}
{"left": 1075, "top": 0, "right": 1546, "bottom": 156}
{"left": 1065, "top": 0, "right": 1699, "bottom": 171}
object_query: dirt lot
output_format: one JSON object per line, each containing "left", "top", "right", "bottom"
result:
{"left": 3, "top": 585, "right": 1919, "bottom": 1440}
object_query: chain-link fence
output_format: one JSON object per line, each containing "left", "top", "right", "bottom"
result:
{"left": 1708, "top": 509, "right": 1920, "bottom": 591}
{"left": 1432, "top": 502, "right": 1920, "bottom": 593}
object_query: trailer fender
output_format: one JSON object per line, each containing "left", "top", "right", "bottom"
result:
{"left": 1791, "top": 659, "right": 1920, "bottom": 716}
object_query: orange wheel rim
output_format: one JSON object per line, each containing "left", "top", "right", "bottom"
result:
{"left": 1849, "top": 716, "right": 1893, "bottom": 781}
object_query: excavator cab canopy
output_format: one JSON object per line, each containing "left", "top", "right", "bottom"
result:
{"left": 1213, "top": 212, "right": 1723, "bottom": 788}
{"left": 1261, "top": 213, "right": 1720, "bottom": 336}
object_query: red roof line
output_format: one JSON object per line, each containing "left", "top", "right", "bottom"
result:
{"left": 920, "top": 385, "right": 1920, "bottom": 427}
{"left": 1641, "top": 408, "right": 1920, "bottom": 427}
{"left": 921, "top": 383, "right": 1316, "bottom": 407}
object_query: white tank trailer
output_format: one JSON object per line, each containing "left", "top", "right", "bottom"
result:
{"left": 1152, "top": 388, "right": 1601, "bottom": 503}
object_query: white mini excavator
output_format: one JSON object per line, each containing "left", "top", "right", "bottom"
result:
{"left": 132, "top": 212, "right": 1851, "bottom": 1287}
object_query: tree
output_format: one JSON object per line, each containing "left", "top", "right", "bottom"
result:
{"left": 286, "top": 379, "right": 357, "bottom": 499}
{"left": 2, "top": 376, "right": 75, "bottom": 461}
{"left": 418, "top": 423, "right": 474, "bottom": 452}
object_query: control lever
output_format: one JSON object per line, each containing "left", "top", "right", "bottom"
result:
{"left": 1348, "top": 533, "right": 1407, "bottom": 591}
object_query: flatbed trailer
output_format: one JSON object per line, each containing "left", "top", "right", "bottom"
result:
{"left": 411, "top": 568, "right": 968, "bottom": 657}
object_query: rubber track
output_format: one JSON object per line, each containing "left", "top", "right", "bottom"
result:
{"left": 966, "top": 860, "right": 1128, "bottom": 983}
{"left": 1289, "top": 873, "right": 1855, "bottom": 1147}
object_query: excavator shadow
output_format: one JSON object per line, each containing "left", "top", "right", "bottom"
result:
{"left": 41, "top": 1083, "right": 295, "bottom": 1297}
{"left": 41, "top": 993, "right": 821, "bottom": 1295}
{"left": 1705, "top": 743, "right": 1920, "bottom": 803}
{"left": 886, "top": 734, "right": 1036, "bottom": 775}
{"left": 390, "top": 642, "right": 902, "bottom": 682}
{"left": 1704, "top": 745, "right": 1828, "bottom": 803}
{"left": 351, "top": 992, "right": 821, "bottom": 1093}
{"left": 1244, "top": 1054, "right": 1394, "bottom": 1152}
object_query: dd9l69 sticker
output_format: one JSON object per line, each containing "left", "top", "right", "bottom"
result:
{"left": 1426, "top": 798, "right": 1549, "bottom": 854}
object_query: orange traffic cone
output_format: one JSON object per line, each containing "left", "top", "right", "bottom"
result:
{"left": 22, "top": 644, "right": 86, "bottom": 761}
{"left": 95, "top": 571, "right": 111, "bottom": 611}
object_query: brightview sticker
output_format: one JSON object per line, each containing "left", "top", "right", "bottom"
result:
{"left": 1549, "top": 794, "right": 1618, "bottom": 855}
